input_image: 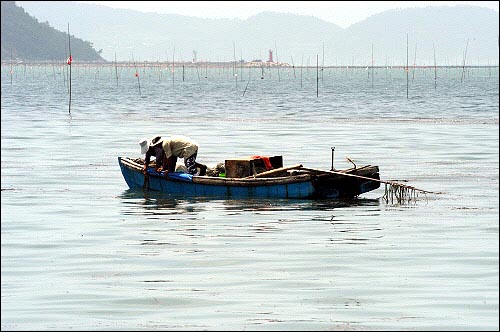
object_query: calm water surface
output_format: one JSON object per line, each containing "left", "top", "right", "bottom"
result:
{"left": 1, "top": 66, "right": 499, "bottom": 330}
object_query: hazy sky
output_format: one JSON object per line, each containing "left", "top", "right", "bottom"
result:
{"left": 78, "top": 1, "right": 499, "bottom": 28}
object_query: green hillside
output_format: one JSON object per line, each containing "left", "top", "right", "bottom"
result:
{"left": 1, "top": 1, "right": 104, "bottom": 62}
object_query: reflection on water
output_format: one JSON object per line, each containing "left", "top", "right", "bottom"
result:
{"left": 2, "top": 67, "right": 498, "bottom": 330}
{"left": 118, "top": 188, "right": 382, "bottom": 215}
{"left": 117, "top": 188, "right": 386, "bottom": 252}
{"left": 115, "top": 189, "right": 389, "bottom": 263}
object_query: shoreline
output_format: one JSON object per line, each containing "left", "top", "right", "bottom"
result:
{"left": 1, "top": 61, "right": 499, "bottom": 69}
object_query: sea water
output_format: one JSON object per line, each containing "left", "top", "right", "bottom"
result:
{"left": 1, "top": 65, "right": 498, "bottom": 330}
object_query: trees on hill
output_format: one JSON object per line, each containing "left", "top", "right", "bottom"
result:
{"left": 1, "top": 1, "right": 104, "bottom": 62}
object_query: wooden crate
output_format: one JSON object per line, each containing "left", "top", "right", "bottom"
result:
{"left": 225, "top": 156, "right": 283, "bottom": 178}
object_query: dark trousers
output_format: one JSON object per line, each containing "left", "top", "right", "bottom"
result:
{"left": 185, "top": 153, "right": 207, "bottom": 175}
{"left": 185, "top": 153, "right": 198, "bottom": 175}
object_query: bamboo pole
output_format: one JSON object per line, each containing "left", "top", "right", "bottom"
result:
{"left": 132, "top": 54, "right": 141, "bottom": 95}
{"left": 298, "top": 166, "right": 439, "bottom": 195}
{"left": 406, "top": 33, "right": 409, "bottom": 99}
{"left": 412, "top": 41, "right": 417, "bottom": 82}
{"left": 322, "top": 42, "right": 325, "bottom": 82}
{"left": 244, "top": 164, "right": 303, "bottom": 179}
{"left": 233, "top": 41, "right": 237, "bottom": 87}
{"left": 300, "top": 55, "right": 303, "bottom": 88}
{"left": 172, "top": 46, "right": 175, "bottom": 87}
{"left": 114, "top": 52, "right": 118, "bottom": 87}
{"left": 371, "top": 43, "right": 374, "bottom": 88}
{"left": 433, "top": 43, "right": 437, "bottom": 89}
{"left": 316, "top": 54, "right": 319, "bottom": 97}
{"left": 242, "top": 79, "right": 250, "bottom": 97}
{"left": 275, "top": 41, "right": 280, "bottom": 82}
{"left": 10, "top": 50, "right": 13, "bottom": 85}
{"left": 461, "top": 38, "right": 469, "bottom": 83}
{"left": 240, "top": 49, "right": 243, "bottom": 82}
{"left": 52, "top": 61, "right": 56, "bottom": 80}
{"left": 195, "top": 61, "right": 201, "bottom": 81}
{"left": 67, "top": 23, "right": 72, "bottom": 114}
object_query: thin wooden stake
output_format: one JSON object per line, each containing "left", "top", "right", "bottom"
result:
{"left": 412, "top": 41, "right": 417, "bottom": 82}
{"left": 233, "top": 41, "right": 237, "bottom": 87}
{"left": 67, "top": 23, "right": 72, "bottom": 114}
{"left": 240, "top": 49, "right": 243, "bottom": 82}
{"left": 10, "top": 50, "right": 13, "bottom": 85}
{"left": 461, "top": 38, "right": 469, "bottom": 83}
{"left": 322, "top": 42, "right": 325, "bottom": 82}
{"left": 172, "top": 46, "right": 175, "bottom": 87}
{"left": 316, "top": 54, "right": 319, "bottom": 97}
{"left": 242, "top": 79, "right": 250, "bottom": 97}
{"left": 300, "top": 55, "right": 303, "bottom": 88}
{"left": 406, "top": 33, "right": 409, "bottom": 99}
{"left": 433, "top": 43, "right": 437, "bottom": 89}
{"left": 371, "top": 43, "right": 374, "bottom": 88}
{"left": 115, "top": 52, "right": 118, "bottom": 87}
{"left": 275, "top": 41, "right": 280, "bottom": 82}
{"left": 132, "top": 54, "right": 141, "bottom": 96}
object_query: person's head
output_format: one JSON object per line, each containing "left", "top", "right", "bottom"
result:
{"left": 150, "top": 136, "right": 162, "bottom": 147}
{"left": 139, "top": 136, "right": 163, "bottom": 154}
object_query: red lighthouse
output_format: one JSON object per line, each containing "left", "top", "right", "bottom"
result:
{"left": 268, "top": 49, "right": 273, "bottom": 63}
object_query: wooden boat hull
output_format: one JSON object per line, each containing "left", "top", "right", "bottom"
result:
{"left": 118, "top": 157, "right": 380, "bottom": 199}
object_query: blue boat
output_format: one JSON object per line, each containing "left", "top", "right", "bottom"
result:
{"left": 118, "top": 156, "right": 381, "bottom": 199}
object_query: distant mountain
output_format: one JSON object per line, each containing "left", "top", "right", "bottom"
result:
{"left": 1, "top": 1, "right": 104, "bottom": 62}
{"left": 13, "top": 1, "right": 500, "bottom": 65}
{"left": 330, "top": 6, "right": 499, "bottom": 66}
{"left": 13, "top": 1, "right": 341, "bottom": 63}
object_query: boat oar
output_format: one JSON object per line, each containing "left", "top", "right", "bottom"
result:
{"left": 244, "top": 164, "right": 303, "bottom": 179}
{"left": 142, "top": 168, "right": 149, "bottom": 190}
{"left": 301, "top": 167, "right": 442, "bottom": 194}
